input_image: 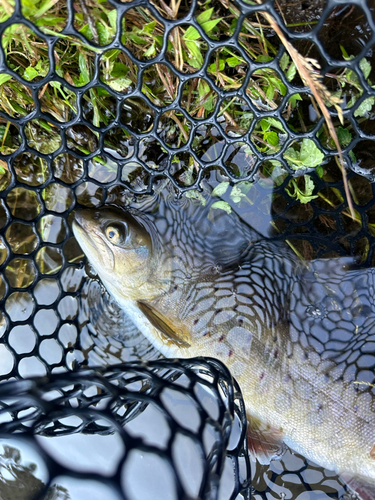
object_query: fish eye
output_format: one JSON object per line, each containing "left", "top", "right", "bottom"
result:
{"left": 105, "top": 223, "right": 127, "bottom": 245}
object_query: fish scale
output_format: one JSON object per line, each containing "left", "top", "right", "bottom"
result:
{"left": 73, "top": 198, "right": 375, "bottom": 495}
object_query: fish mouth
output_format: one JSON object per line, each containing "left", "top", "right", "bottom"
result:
{"left": 72, "top": 213, "right": 115, "bottom": 271}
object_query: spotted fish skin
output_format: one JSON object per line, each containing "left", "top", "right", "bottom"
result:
{"left": 73, "top": 201, "right": 375, "bottom": 484}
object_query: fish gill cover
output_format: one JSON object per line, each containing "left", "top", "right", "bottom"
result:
{"left": 0, "top": 0, "right": 374, "bottom": 498}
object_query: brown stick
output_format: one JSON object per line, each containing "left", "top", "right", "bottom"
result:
{"left": 256, "top": 3, "right": 354, "bottom": 218}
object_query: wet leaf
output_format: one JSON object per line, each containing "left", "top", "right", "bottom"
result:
{"left": 211, "top": 200, "right": 232, "bottom": 213}
{"left": 230, "top": 183, "right": 251, "bottom": 203}
{"left": 354, "top": 97, "right": 375, "bottom": 118}
{"left": 212, "top": 181, "right": 229, "bottom": 197}
{"left": 288, "top": 93, "right": 302, "bottom": 108}
{"left": 286, "top": 175, "right": 318, "bottom": 204}
{"left": 337, "top": 127, "right": 352, "bottom": 147}
{"left": 286, "top": 62, "right": 296, "bottom": 82}
{"left": 184, "top": 190, "right": 206, "bottom": 205}
{"left": 264, "top": 131, "right": 278, "bottom": 147}
{"left": 279, "top": 52, "right": 290, "bottom": 71}
{"left": 359, "top": 58, "right": 371, "bottom": 80}
{"left": 262, "top": 117, "right": 286, "bottom": 132}
{"left": 285, "top": 139, "right": 324, "bottom": 169}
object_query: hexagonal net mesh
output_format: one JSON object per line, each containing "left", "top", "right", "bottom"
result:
{"left": 0, "top": 0, "right": 374, "bottom": 498}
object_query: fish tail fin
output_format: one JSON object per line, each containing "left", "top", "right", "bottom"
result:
{"left": 341, "top": 473, "right": 375, "bottom": 500}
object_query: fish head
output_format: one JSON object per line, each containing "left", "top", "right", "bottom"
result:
{"left": 73, "top": 206, "right": 167, "bottom": 303}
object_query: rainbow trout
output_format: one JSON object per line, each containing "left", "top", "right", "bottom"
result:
{"left": 73, "top": 202, "right": 375, "bottom": 497}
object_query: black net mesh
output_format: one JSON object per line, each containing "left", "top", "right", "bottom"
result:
{"left": 0, "top": 358, "right": 251, "bottom": 500}
{"left": 0, "top": 0, "right": 374, "bottom": 498}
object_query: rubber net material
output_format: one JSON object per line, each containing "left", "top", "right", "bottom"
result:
{"left": 0, "top": 0, "right": 374, "bottom": 498}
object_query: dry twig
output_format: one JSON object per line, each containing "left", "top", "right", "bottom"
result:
{"left": 256, "top": 2, "right": 355, "bottom": 218}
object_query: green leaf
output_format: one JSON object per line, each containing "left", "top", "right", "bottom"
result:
{"left": 260, "top": 119, "right": 270, "bottom": 132}
{"left": 109, "top": 77, "right": 132, "bottom": 92}
{"left": 79, "top": 53, "right": 90, "bottom": 85}
{"left": 316, "top": 165, "right": 324, "bottom": 178}
{"left": 185, "top": 40, "right": 203, "bottom": 67}
{"left": 143, "top": 43, "right": 156, "bottom": 58}
{"left": 79, "top": 24, "right": 93, "bottom": 41}
{"left": 286, "top": 175, "right": 318, "bottom": 204}
{"left": 360, "top": 58, "right": 371, "bottom": 79}
{"left": 208, "top": 59, "right": 225, "bottom": 73}
{"left": 201, "top": 18, "right": 222, "bottom": 34}
{"left": 354, "top": 97, "right": 375, "bottom": 117}
{"left": 230, "top": 183, "right": 250, "bottom": 203}
{"left": 196, "top": 8, "right": 214, "bottom": 24}
{"left": 108, "top": 9, "right": 117, "bottom": 31}
{"left": 34, "top": 0, "right": 61, "bottom": 18}
{"left": 49, "top": 80, "right": 61, "bottom": 90}
{"left": 0, "top": 74, "right": 12, "bottom": 85}
{"left": 97, "top": 22, "right": 110, "bottom": 45}
{"left": 198, "top": 79, "right": 210, "bottom": 97}
{"left": 142, "top": 21, "right": 156, "bottom": 34}
{"left": 349, "top": 150, "right": 357, "bottom": 163}
{"left": 266, "top": 84, "right": 275, "bottom": 101}
{"left": 340, "top": 45, "right": 350, "bottom": 60}
{"left": 286, "top": 62, "right": 297, "bottom": 82}
{"left": 288, "top": 93, "right": 302, "bottom": 108}
{"left": 35, "top": 16, "right": 66, "bottom": 27}
{"left": 264, "top": 131, "right": 279, "bottom": 147}
{"left": 263, "top": 117, "right": 286, "bottom": 132}
{"left": 23, "top": 66, "right": 39, "bottom": 81}
{"left": 256, "top": 54, "right": 273, "bottom": 63}
{"left": 211, "top": 200, "right": 232, "bottom": 213}
{"left": 111, "top": 62, "right": 128, "bottom": 78}
{"left": 285, "top": 139, "right": 324, "bottom": 169}
{"left": 337, "top": 127, "right": 352, "bottom": 147}
{"left": 185, "top": 190, "right": 207, "bottom": 206}
{"left": 212, "top": 181, "right": 230, "bottom": 197}
{"left": 279, "top": 52, "right": 290, "bottom": 71}
{"left": 183, "top": 26, "right": 200, "bottom": 40}
{"left": 226, "top": 56, "right": 241, "bottom": 67}
{"left": 272, "top": 79, "right": 287, "bottom": 96}
{"left": 129, "top": 33, "right": 146, "bottom": 45}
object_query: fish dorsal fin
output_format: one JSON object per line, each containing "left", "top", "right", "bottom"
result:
{"left": 246, "top": 413, "right": 286, "bottom": 465}
{"left": 137, "top": 301, "right": 191, "bottom": 348}
{"left": 341, "top": 473, "right": 375, "bottom": 500}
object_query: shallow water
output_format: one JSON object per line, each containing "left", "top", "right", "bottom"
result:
{"left": 2, "top": 166, "right": 374, "bottom": 498}
{"left": 71, "top": 173, "right": 375, "bottom": 499}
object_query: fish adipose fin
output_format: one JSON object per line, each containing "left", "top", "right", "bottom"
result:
{"left": 246, "top": 413, "right": 286, "bottom": 465}
{"left": 137, "top": 301, "right": 191, "bottom": 348}
{"left": 341, "top": 473, "right": 375, "bottom": 500}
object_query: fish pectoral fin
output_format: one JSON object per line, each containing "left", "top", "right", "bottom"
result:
{"left": 137, "top": 301, "right": 191, "bottom": 348}
{"left": 246, "top": 413, "right": 286, "bottom": 465}
{"left": 341, "top": 473, "right": 375, "bottom": 500}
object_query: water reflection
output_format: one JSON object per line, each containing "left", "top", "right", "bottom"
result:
{"left": 72, "top": 170, "right": 374, "bottom": 499}
{"left": 78, "top": 278, "right": 160, "bottom": 365}
{"left": 0, "top": 438, "right": 48, "bottom": 500}
{"left": 34, "top": 152, "right": 375, "bottom": 500}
